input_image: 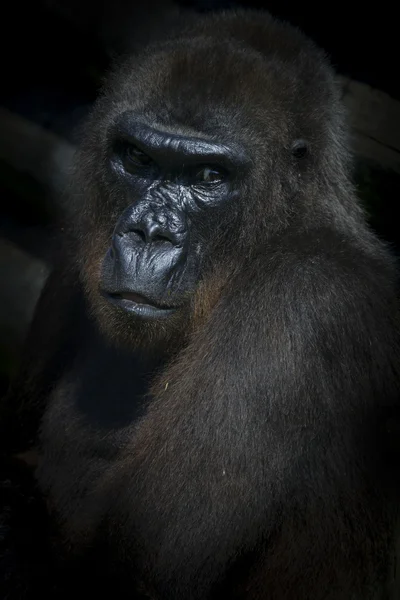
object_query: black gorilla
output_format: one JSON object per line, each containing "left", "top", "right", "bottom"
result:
{"left": 1, "top": 8, "right": 400, "bottom": 600}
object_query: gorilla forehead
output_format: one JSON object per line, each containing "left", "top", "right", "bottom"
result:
{"left": 98, "top": 11, "right": 336, "bottom": 146}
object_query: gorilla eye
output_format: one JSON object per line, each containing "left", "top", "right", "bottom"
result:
{"left": 291, "top": 140, "right": 309, "bottom": 159}
{"left": 125, "top": 144, "right": 154, "bottom": 168}
{"left": 195, "top": 166, "right": 225, "bottom": 184}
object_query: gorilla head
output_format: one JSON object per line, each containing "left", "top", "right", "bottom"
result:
{"left": 72, "top": 11, "right": 352, "bottom": 351}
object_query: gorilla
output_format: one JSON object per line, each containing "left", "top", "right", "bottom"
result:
{"left": 1, "top": 7, "right": 400, "bottom": 600}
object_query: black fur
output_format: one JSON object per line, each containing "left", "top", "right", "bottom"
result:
{"left": 1, "top": 9, "right": 400, "bottom": 599}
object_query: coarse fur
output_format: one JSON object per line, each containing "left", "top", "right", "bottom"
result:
{"left": 1, "top": 8, "right": 400, "bottom": 600}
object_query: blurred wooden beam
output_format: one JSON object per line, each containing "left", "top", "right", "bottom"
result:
{"left": 0, "top": 107, "right": 75, "bottom": 196}
{"left": 0, "top": 238, "right": 49, "bottom": 355}
{"left": 338, "top": 76, "right": 400, "bottom": 173}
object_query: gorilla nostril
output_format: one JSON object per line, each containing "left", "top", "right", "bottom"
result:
{"left": 131, "top": 228, "right": 147, "bottom": 244}
{"left": 146, "top": 222, "right": 174, "bottom": 244}
{"left": 141, "top": 223, "right": 176, "bottom": 244}
{"left": 151, "top": 232, "right": 174, "bottom": 244}
{"left": 129, "top": 227, "right": 173, "bottom": 245}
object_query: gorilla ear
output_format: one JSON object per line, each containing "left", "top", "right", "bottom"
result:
{"left": 291, "top": 139, "right": 309, "bottom": 159}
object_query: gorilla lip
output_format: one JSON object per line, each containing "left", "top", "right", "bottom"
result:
{"left": 103, "top": 290, "right": 176, "bottom": 319}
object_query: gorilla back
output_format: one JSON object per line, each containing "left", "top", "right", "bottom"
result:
{"left": 2, "top": 8, "right": 400, "bottom": 600}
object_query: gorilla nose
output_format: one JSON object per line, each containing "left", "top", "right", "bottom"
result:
{"left": 128, "top": 220, "right": 180, "bottom": 246}
{"left": 103, "top": 208, "right": 189, "bottom": 299}
{"left": 115, "top": 209, "right": 186, "bottom": 249}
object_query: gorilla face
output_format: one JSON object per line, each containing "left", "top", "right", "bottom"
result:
{"left": 99, "top": 117, "right": 248, "bottom": 320}
{"left": 73, "top": 13, "right": 343, "bottom": 348}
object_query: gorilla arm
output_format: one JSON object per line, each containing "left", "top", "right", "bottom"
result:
{"left": 96, "top": 228, "right": 400, "bottom": 599}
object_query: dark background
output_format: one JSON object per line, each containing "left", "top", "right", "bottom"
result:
{"left": 1, "top": 0, "right": 399, "bottom": 395}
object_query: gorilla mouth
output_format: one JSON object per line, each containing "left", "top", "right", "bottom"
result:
{"left": 117, "top": 291, "right": 155, "bottom": 304}
{"left": 103, "top": 290, "right": 176, "bottom": 319}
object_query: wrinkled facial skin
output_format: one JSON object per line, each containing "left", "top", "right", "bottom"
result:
{"left": 99, "top": 117, "right": 248, "bottom": 321}
{"left": 77, "top": 110, "right": 251, "bottom": 350}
